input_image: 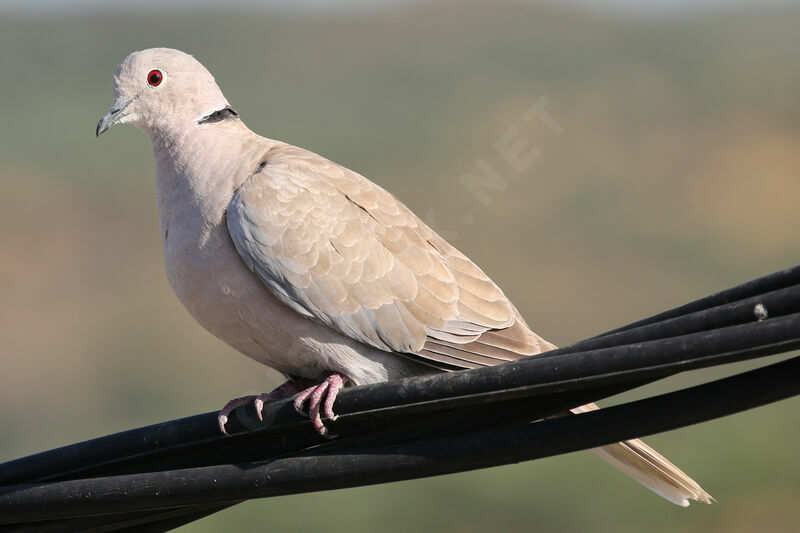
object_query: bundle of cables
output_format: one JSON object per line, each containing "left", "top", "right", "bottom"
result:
{"left": 2, "top": 265, "right": 800, "bottom": 532}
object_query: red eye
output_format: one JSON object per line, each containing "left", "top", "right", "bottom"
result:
{"left": 147, "top": 70, "right": 163, "bottom": 87}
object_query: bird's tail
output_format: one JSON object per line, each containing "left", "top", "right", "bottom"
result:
{"left": 572, "top": 403, "right": 714, "bottom": 506}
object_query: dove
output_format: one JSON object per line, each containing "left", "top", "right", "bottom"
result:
{"left": 96, "top": 48, "right": 712, "bottom": 506}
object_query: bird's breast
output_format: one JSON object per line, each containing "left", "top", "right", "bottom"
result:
{"left": 161, "top": 212, "right": 251, "bottom": 329}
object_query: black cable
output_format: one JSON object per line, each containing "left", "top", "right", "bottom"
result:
{"left": 2, "top": 265, "right": 800, "bottom": 531}
{"left": 561, "top": 284, "right": 800, "bottom": 354}
{"left": 0, "top": 503, "right": 235, "bottom": 533}
{"left": 596, "top": 264, "right": 800, "bottom": 336}
{"left": 1, "top": 355, "right": 797, "bottom": 525}
{"left": 3, "top": 311, "right": 798, "bottom": 487}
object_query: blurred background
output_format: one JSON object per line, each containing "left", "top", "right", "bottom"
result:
{"left": 1, "top": 0, "right": 799, "bottom": 531}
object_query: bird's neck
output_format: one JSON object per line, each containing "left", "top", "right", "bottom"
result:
{"left": 149, "top": 119, "right": 263, "bottom": 232}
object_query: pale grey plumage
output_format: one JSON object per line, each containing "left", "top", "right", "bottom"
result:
{"left": 226, "top": 142, "right": 553, "bottom": 370}
{"left": 97, "top": 47, "right": 712, "bottom": 506}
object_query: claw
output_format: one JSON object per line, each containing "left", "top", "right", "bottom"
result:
{"left": 323, "top": 376, "right": 344, "bottom": 421}
{"left": 293, "top": 391, "right": 310, "bottom": 416}
{"left": 293, "top": 374, "right": 347, "bottom": 437}
{"left": 254, "top": 398, "right": 264, "bottom": 420}
{"left": 308, "top": 379, "right": 331, "bottom": 436}
{"left": 218, "top": 414, "right": 229, "bottom": 435}
{"left": 216, "top": 379, "right": 312, "bottom": 435}
{"left": 254, "top": 392, "right": 273, "bottom": 421}
{"left": 217, "top": 375, "right": 346, "bottom": 437}
{"left": 217, "top": 394, "right": 258, "bottom": 435}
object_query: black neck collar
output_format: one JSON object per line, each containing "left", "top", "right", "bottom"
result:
{"left": 198, "top": 106, "right": 239, "bottom": 125}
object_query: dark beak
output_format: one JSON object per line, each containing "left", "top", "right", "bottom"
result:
{"left": 96, "top": 97, "right": 133, "bottom": 137}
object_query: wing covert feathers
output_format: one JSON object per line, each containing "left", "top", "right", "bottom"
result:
{"left": 227, "top": 143, "right": 552, "bottom": 366}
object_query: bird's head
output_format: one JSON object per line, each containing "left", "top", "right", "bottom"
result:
{"left": 96, "top": 48, "right": 232, "bottom": 138}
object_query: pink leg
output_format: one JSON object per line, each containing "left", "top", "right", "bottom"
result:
{"left": 293, "top": 373, "right": 347, "bottom": 437}
{"left": 217, "top": 377, "right": 314, "bottom": 435}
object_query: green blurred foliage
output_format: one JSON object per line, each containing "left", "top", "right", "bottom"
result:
{"left": 1, "top": 2, "right": 799, "bottom": 531}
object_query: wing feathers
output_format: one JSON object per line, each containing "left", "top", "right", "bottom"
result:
{"left": 226, "top": 144, "right": 548, "bottom": 363}
{"left": 424, "top": 340, "right": 518, "bottom": 365}
{"left": 417, "top": 347, "right": 485, "bottom": 369}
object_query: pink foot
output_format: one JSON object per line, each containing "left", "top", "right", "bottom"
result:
{"left": 217, "top": 378, "right": 313, "bottom": 435}
{"left": 293, "top": 374, "right": 347, "bottom": 437}
{"left": 218, "top": 395, "right": 257, "bottom": 435}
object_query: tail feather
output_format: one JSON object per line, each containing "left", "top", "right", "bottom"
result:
{"left": 573, "top": 403, "right": 714, "bottom": 506}
{"left": 408, "top": 316, "right": 713, "bottom": 506}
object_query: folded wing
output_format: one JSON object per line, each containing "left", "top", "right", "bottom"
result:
{"left": 226, "top": 145, "right": 553, "bottom": 369}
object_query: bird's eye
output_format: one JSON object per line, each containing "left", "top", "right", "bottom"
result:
{"left": 147, "top": 70, "right": 163, "bottom": 87}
